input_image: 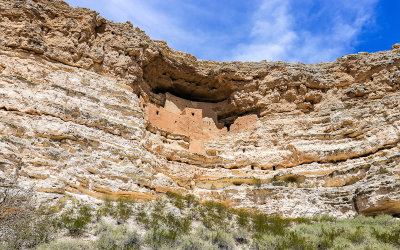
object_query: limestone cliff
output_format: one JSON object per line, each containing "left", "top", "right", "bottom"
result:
{"left": 1, "top": 0, "right": 400, "bottom": 218}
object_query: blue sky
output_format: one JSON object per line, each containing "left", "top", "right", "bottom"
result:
{"left": 65, "top": 0, "right": 400, "bottom": 63}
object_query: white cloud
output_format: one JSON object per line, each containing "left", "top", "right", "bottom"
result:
{"left": 232, "top": 0, "right": 379, "bottom": 63}
{"left": 66, "top": 0, "right": 208, "bottom": 56}
{"left": 105, "top": 0, "right": 243, "bottom": 61}
{"left": 105, "top": 0, "right": 200, "bottom": 46}
{"left": 66, "top": 0, "right": 379, "bottom": 63}
{"left": 233, "top": 0, "right": 296, "bottom": 62}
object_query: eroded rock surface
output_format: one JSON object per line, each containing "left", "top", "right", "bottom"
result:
{"left": 1, "top": 0, "right": 400, "bottom": 218}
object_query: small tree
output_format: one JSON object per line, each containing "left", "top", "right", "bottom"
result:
{"left": 0, "top": 181, "right": 56, "bottom": 249}
{"left": 58, "top": 202, "right": 93, "bottom": 236}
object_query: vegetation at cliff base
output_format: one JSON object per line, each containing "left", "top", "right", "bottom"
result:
{"left": 1, "top": 186, "right": 400, "bottom": 249}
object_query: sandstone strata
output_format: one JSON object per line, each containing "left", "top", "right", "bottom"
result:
{"left": 1, "top": 0, "right": 400, "bottom": 218}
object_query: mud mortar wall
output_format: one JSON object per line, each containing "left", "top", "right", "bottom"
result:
{"left": 144, "top": 93, "right": 258, "bottom": 154}
{"left": 145, "top": 102, "right": 206, "bottom": 154}
{"left": 145, "top": 104, "right": 188, "bottom": 136}
{"left": 164, "top": 93, "right": 227, "bottom": 124}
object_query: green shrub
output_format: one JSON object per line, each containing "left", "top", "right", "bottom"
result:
{"left": 95, "top": 223, "right": 140, "bottom": 250}
{"left": 211, "top": 231, "right": 236, "bottom": 250}
{"left": 318, "top": 226, "right": 343, "bottom": 249}
{"left": 145, "top": 228, "right": 178, "bottom": 248}
{"left": 364, "top": 241, "right": 399, "bottom": 250}
{"left": 58, "top": 203, "right": 93, "bottom": 236}
{"left": 251, "top": 214, "right": 289, "bottom": 236}
{"left": 179, "top": 234, "right": 213, "bottom": 250}
{"left": 196, "top": 226, "right": 214, "bottom": 242}
{"left": 8, "top": 188, "right": 400, "bottom": 250}
{"left": 252, "top": 234, "right": 277, "bottom": 249}
{"left": 235, "top": 209, "right": 250, "bottom": 228}
{"left": 269, "top": 215, "right": 290, "bottom": 235}
{"left": 166, "top": 191, "right": 186, "bottom": 210}
{"left": 135, "top": 205, "right": 149, "bottom": 225}
{"left": 199, "top": 201, "right": 229, "bottom": 230}
{"left": 204, "top": 201, "right": 228, "bottom": 216}
{"left": 112, "top": 198, "right": 133, "bottom": 223}
{"left": 0, "top": 186, "right": 58, "bottom": 249}
{"left": 233, "top": 230, "right": 249, "bottom": 245}
{"left": 97, "top": 196, "right": 114, "bottom": 219}
{"left": 276, "top": 231, "right": 315, "bottom": 250}
{"left": 149, "top": 210, "right": 167, "bottom": 229}
{"left": 165, "top": 213, "right": 192, "bottom": 234}
{"left": 36, "top": 239, "right": 93, "bottom": 250}
{"left": 135, "top": 200, "right": 169, "bottom": 230}
{"left": 0, "top": 211, "right": 58, "bottom": 249}
{"left": 27, "top": 211, "right": 58, "bottom": 246}
{"left": 184, "top": 194, "right": 199, "bottom": 207}
{"left": 153, "top": 198, "right": 167, "bottom": 213}
{"left": 373, "top": 227, "right": 400, "bottom": 246}
{"left": 293, "top": 217, "right": 312, "bottom": 224}
{"left": 166, "top": 191, "right": 185, "bottom": 200}
{"left": 347, "top": 226, "right": 366, "bottom": 244}
{"left": 372, "top": 214, "right": 398, "bottom": 226}
{"left": 330, "top": 237, "right": 354, "bottom": 250}
{"left": 251, "top": 213, "right": 268, "bottom": 235}
{"left": 313, "top": 214, "right": 336, "bottom": 222}
{"left": 145, "top": 212, "right": 192, "bottom": 247}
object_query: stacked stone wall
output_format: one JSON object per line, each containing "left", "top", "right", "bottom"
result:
{"left": 145, "top": 93, "right": 258, "bottom": 154}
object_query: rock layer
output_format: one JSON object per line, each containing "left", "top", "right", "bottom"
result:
{"left": 0, "top": 0, "right": 400, "bottom": 218}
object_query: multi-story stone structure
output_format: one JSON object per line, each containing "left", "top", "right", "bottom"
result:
{"left": 144, "top": 93, "right": 257, "bottom": 154}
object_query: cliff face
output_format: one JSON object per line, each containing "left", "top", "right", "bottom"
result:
{"left": 1, "top": 0, "right": 400, "bottom": 218}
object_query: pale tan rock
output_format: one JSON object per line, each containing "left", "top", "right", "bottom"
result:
{"left": 0, "top": 0, "right": 400, "bottom": 218}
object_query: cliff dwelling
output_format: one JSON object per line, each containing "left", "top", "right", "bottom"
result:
{"left": 3, "top": 0, "right": 400, "bottom": 234}
{"left": 144, "top": 93, "right": 258, "bottom": 154}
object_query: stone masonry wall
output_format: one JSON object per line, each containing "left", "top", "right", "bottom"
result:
{"left": 145, "top": 93, "right": 258, "bottom": 154}
{"left": 145, "top": 103, "right": 206, "bottom": 154}
{"left": 145, "top": 104, "right": 188, "bottom": 136}
{"left": 165, "top": 93, "right": 227, "bottom": 126}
